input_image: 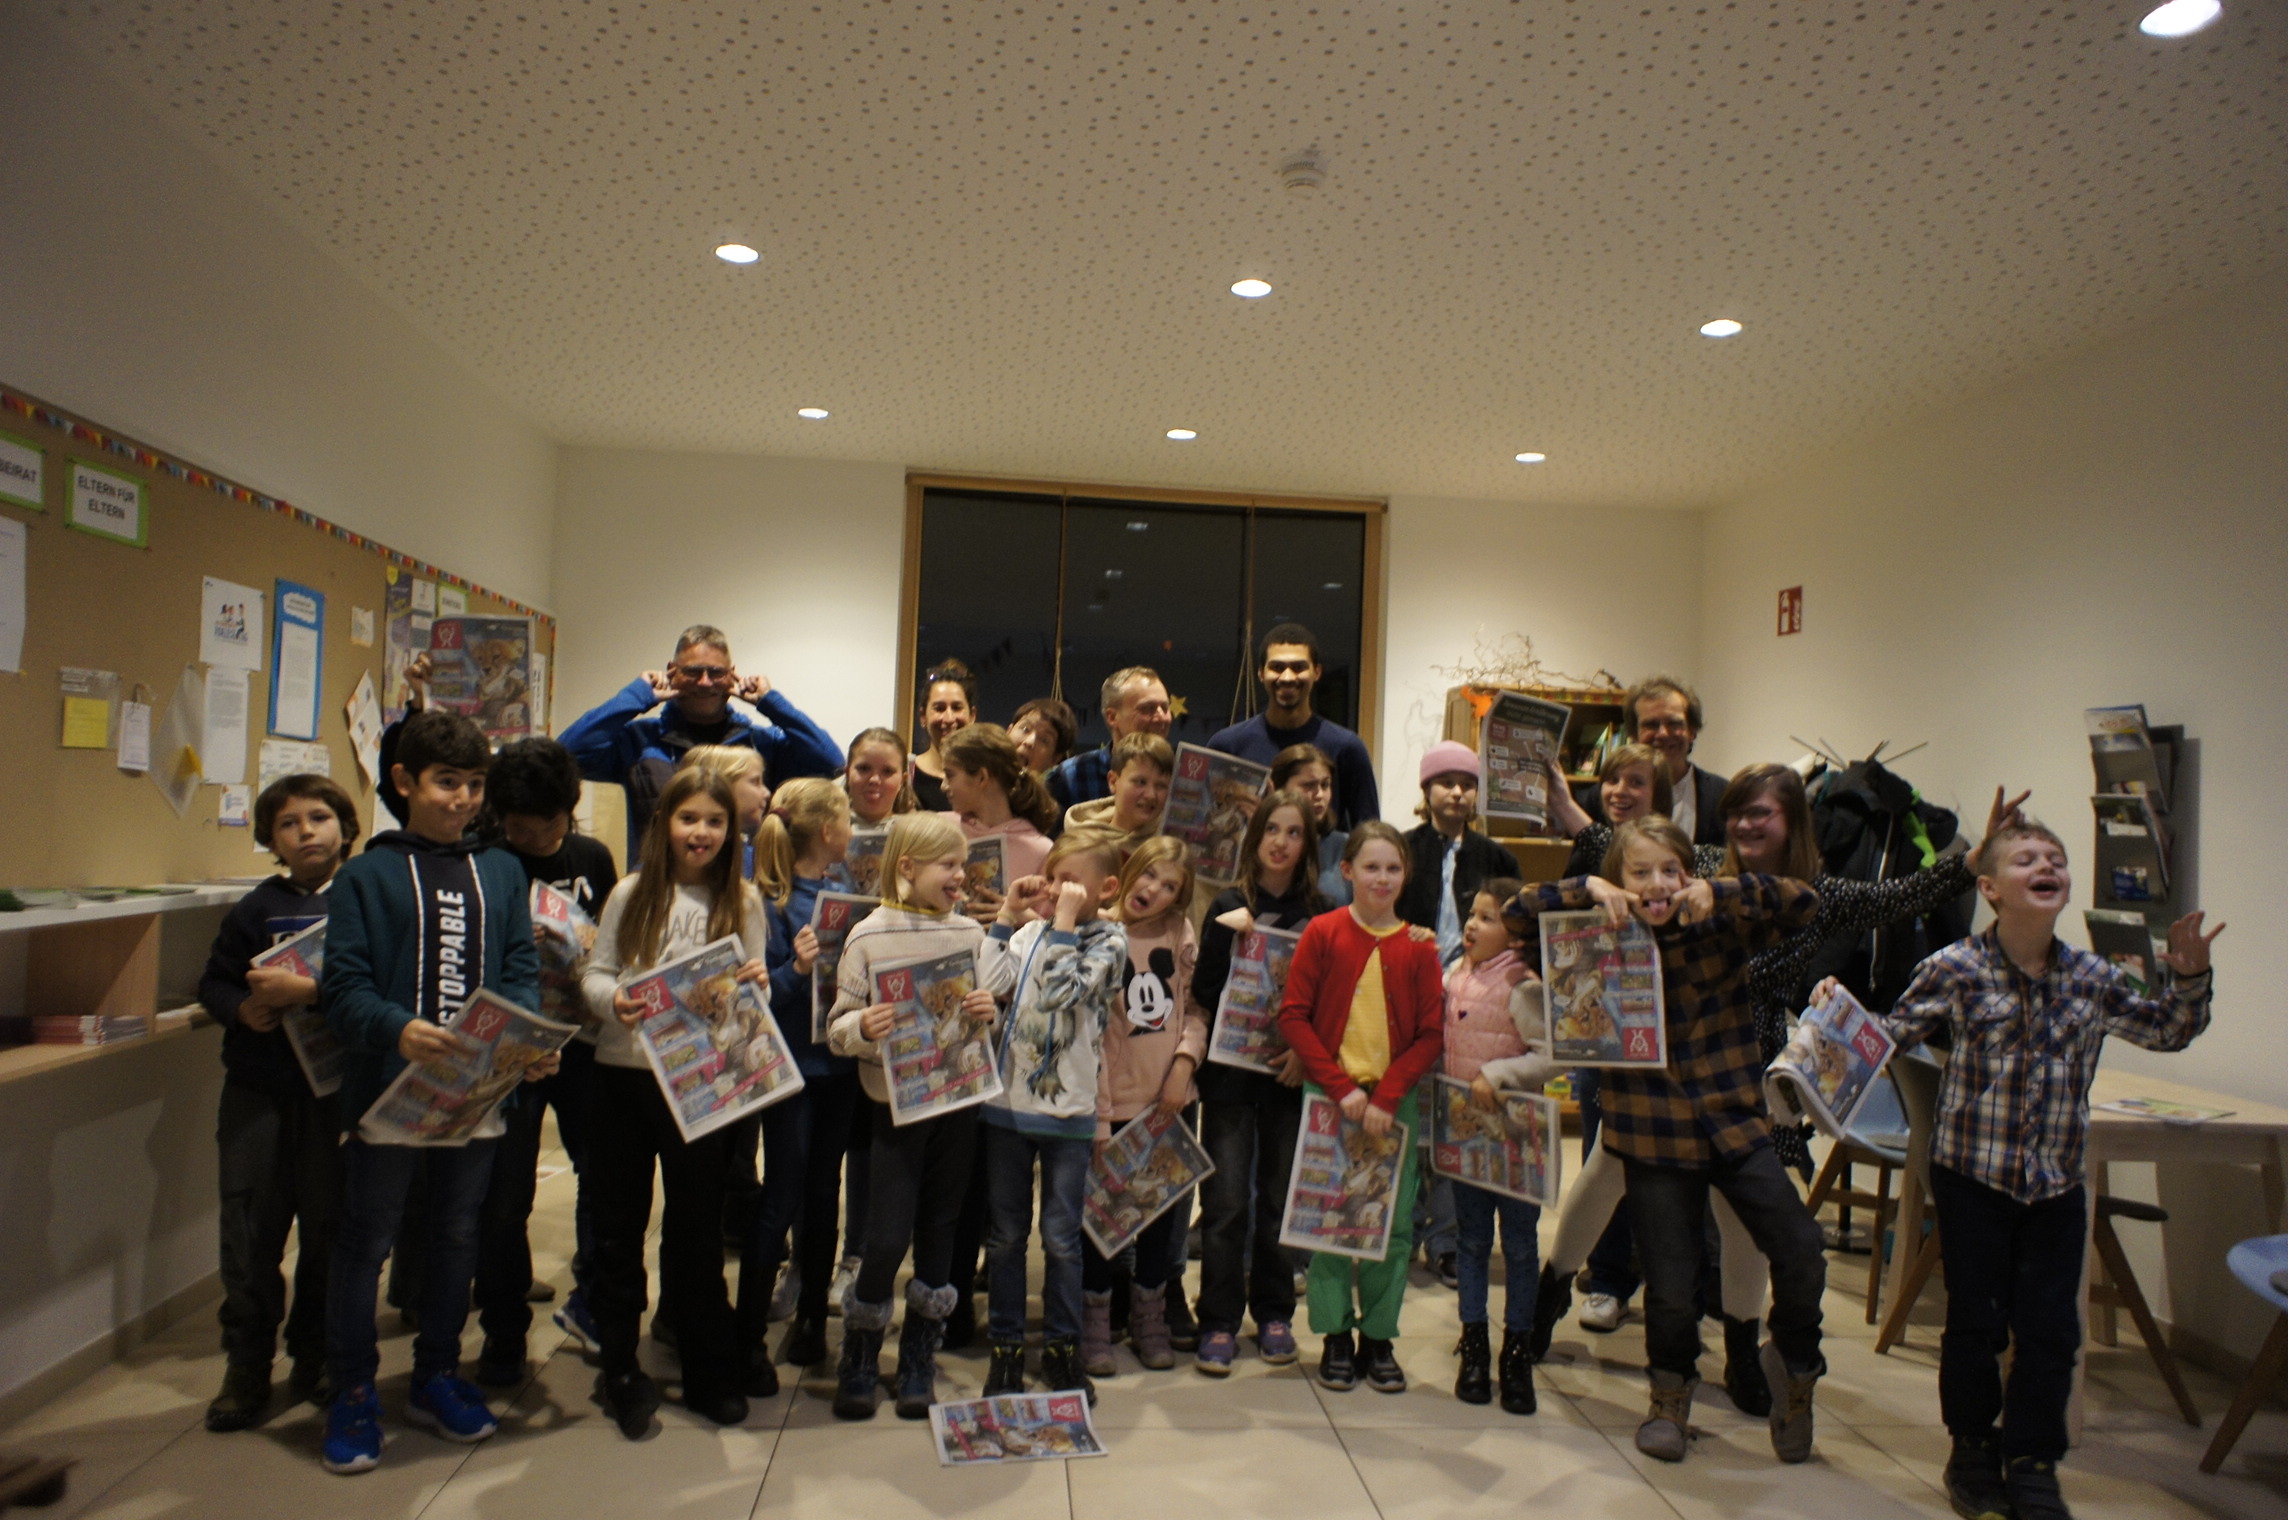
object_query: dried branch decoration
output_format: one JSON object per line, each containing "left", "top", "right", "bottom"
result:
{"left": 1430, "top": 629, "right": 1622, "bottom": 697}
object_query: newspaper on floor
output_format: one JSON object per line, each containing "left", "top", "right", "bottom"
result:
{"left": 929, "top": 1393, "right": 1106, "bottom": 1466}
{"left": 252, "top": 919, "right": 341, "bottom": 1097}
{"left": 1279, "top": 1090, "right": 1411, "bottom": 1261}
{"left": 875, "top": 947, "right": 1004, "bottom": 1125}
{"left": 359, "top": 989, "right": 578, "bottom": 1146}
{"left": 626, "top": 934, "right": 805, "bottom": 1142}
{"left": 1162, "top": 744, "right": 1271, "bottom": 885}
{"left": 1538, "top": 909, "right": 1666, "bottom": 1067}
{"left": 1479, "top": 690, "right": 1573, "bottom": 830}
{"left": 1206, "top": 921, "right": 1302, "bottom": 1073}
{"left": 530, "top": 880, "right": 598, "bottom": 1030}
{"left": 809, "top": 890, "right": 877, "bottom": 1042}
{"left": 1082, "top": 1107, "right": 1218, "bottom": 1258}
{"left": 1427, "top": 1075, "right": 1561, "bottom": 1206}
{"left": 1764, "top": 984, "right": 1898, "bottom": 1140}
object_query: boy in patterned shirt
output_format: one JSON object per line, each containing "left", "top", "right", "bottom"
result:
{"left": 1844, "top": 819, "right": 2221, "bottom": 1520}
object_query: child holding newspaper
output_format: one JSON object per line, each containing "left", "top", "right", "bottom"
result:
{"left": 580, "top": 767, "right": 773, "bottom": 1438}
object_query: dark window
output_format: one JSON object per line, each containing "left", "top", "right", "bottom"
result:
{"left": 911, "top": 487, "right": 1371, "bottom": 751}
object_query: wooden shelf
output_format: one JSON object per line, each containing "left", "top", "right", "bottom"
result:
{"left": 0, "top": 885, "right": 253, "bottom": 933}
{"left": 0, "top": 1005, "right": 213, "bottom": 1089}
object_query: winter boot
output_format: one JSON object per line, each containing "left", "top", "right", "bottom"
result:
{"left": 833, "top": 1297, "right": 892, "bottom": 1420}
{"left": 1453, "top": 1323, "right": 1493, "bottom": 1405}
{"left": 1760, "top": 1341, "right": 1823, "bottom": 1464}
{"left": 1129, "top": 1283, "right": 1176, "bottom": 1370}
{"left": 1525, "top": 1262, "right": 1569, "bottom": 1362}
{"left": 1498, "top": 1329, "right": 1537, "bottom": 1415}
{"left": 1635, "top": 1370, "right": 1696, "bottom": 1462}
{"left": 893, "top": 1280, "right": 956, "bottom": 1420}
{"left": 1081, "top": 1289, "right": 1119, "bottom": 1378}
{"left": 1723, "top": 1316, "right": 1772, "bottom": 1417}
{"left": 1040, "top": 1337, "right": 1099, "bottom": 1407}
{"left": 984, "top": 1340, "right": 1028, "bottom": 1397}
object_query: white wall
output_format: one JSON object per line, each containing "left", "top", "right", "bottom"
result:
{"left": 1381, "top": 496, "right": 1704, "bottom": 820}
{"left": 0, "top": 7, "right": 558, "bottom": 608}
{"left": 551, "top": 447, "right": 909, "bottom": 756}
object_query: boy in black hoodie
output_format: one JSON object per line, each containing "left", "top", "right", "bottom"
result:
{"left": 197, "top": 773, "right": 360, "bottom": 1432}
{"left": 318, "top": 710, "right": 544, "bottom": 1476}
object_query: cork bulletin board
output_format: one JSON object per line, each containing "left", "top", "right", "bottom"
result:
{"left": 0, "top": 385, "right": 556, "bottom": 887}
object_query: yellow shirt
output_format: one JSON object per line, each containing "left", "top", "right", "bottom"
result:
{"left": 1337, "top": 920, "right": 1407, "bottom": 1087}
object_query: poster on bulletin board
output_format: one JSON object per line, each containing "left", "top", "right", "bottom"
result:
{"left": 269, "top": 579, "right": 325, "bottom": 740}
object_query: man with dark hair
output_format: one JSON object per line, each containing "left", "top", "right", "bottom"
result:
{"left": 1046, "top": 665, "right": 1173, "bottom": 815}
{"left": 1206, "top": 623, "right": 1380, "bottom": 829}
{"left": 1580, "top": 675, "right": 1726, "bottom": 847}
{"left": 560, "top": 624, "right": 843, "bottom": 855}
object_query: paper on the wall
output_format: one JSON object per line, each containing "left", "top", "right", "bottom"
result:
{"left": 410, "top": 578, "right": 438, "bottom": 615}
{"left": 200, "top": 576, "right": 266, "bottom": 670}
{"left": 529, "top": 652, "right": 548, "bottom": 734}
{"left": 345, "top": 669, "right": 385, "bottom": 786}
{"left": 149, "top": 666, "right": 205, "bottom": 817}
{"left": 0, "top": 517, "right": 24, "bottom": 673}
{"left": 202, "top": 666, "right": 250, "bottom": 784}
{"left": 268, "top": 580, "right": 325, "bottom": 741}
{"left": 117, "top": 699, "right": 151, "bottom": 772}
{"left": 349, "top": 606, "right": 375, "bottom": 647}
{"left": 258, "top": 736, "right": 331, "bottom": 793}
{"left": 437, "top": 585, "right": 467, "bottom": 617}
{"left": 59, "top": 666, "right": 119, "bottom": 748}
{"left": 218, "top": 785, "right": 252, "bottom": 826}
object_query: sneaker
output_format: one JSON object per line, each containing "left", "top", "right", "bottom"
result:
{"left": 1359, "top": 1336, "right": 1406, "bottom": 1394}
{"left": 204, "top": 1361, "right": 272, "bottom": 1432}
{"left": 1195, "top": 1329, "right": 1237, "bottom": 1377}
{"left": 769, "top": 1262, "right": 802, "bottom": 1323}
{"left": 597, "top": 1368, "right": 661, "bottom": 1441}
{"left": 1317, "top": 1332, "right": 1357, "bottom": 1391}
{"left": 826, "top": 1254, "right": 860, "bottom": 1316}
{"left": 1944, "top": 1432, "right": 2012, "bottom": 1520}
{"left": 1256, "top": 1319, "right": 1298, "bottom": 1365}
{"left": 1577, "top": 1292, "right": 1626, "bottom": 1333}
{"left": 321, "top": 1384, "right": 383, "bottom": 1474}
{"left": 1432, "top": 1253, "right": 1459, "bottom": 1290}
{"left": 2004, "top": 1456, "right": 2075, "bottom": 1520}
{"left": 406, "top": 1374, "right": 499, "bottom": 1443}
{"left": 553, "top": 1287, "right": 601, "bottom": 1354}
{"left": 476, "top": 1334, "right": 526, "bottom": 1388}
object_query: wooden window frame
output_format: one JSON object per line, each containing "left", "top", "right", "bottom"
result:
{"left": 897, "top": 471, "right": 1386, "bottom": 770}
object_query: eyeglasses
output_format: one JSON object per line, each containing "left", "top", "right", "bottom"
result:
{"left": 1729, "top": 804, "right": 1784, "bottom": 825}
{"left": 676, "top": 665, "right": 732, "bottom": 684}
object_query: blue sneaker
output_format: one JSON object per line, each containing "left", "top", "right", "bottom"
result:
{"left": 321, "top": 1384, "right": 383, "bottom": 1475}
{"left": 406, "top": 1374, "right": 499, "bottom": 1443}
{"left": 553, "top": 1287, "right": 601, "bottom": 1354}
{"left": 1257, "top": 1319, "right": 1299, "bottom": 1365}
{"left": 1195, "top": 1329, "right": 1236, "bottom": 1377}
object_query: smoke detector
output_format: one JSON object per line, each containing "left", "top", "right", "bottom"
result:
{"left": 1279, "top": 149, "right": 1326, "bottom": 193}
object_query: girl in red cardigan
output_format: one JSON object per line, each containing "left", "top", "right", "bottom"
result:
{"left": 1276, "top": 822, "right": 1445, "bottom": 1394}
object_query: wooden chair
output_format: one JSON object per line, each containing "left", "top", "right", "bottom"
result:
{"left": 2087, "top": 1195, "right": 2199, "bottom": 1425}
{"left": 2200, "top": 1234, "right": 2288, "bottom": 1473}
{"left": 1805, "top": 1071, "right": 1912, "bottom": 1323}
{"left": 1874, "top": 1050, "right": 1944, "bottom": 1355}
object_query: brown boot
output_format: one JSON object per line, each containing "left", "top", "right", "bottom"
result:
{"left": 1635, "top": 1370, "right": 1696, "bottom": 1462}
{"left": 1760, "top": 1342, "right": 1822, "bottom": 1464}
{"left": 1129, "top": 1283, "right": 1176, "bottom": 1370}
{"left": 1081, "top": 1290, "right": 1119, "bottom": 1378}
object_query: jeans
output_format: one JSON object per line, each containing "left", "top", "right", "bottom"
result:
{"left": 734, "top": 1071, "right": 859, "bottom": 1342}
{"left": 1930, "top": 1164, "right": 2087, "bottom": 1463}
{"left": 473, "top": 1092, "right": 545, "bottom": 1345}
{"left": 1574, "top": 1070, "right": 1641, "bottom": 1301}
{"left": 1416, "top": 1169, "right": 1459, "bottom": 1261}
{"left": 1197, "top": 1081, "right": 1305, "bottom": 1334}
{"left": 1304, "top": 1088, "right": 1422, "bottom": 1341}
{"left": 327, "top": 1136, "right": 497, "bottom": 1391}
{"left": 215, "top": 1082, "right": 341, "bottom": 1367}
{"left": 984, "top": 1125, "right": 1091, "bottom": 1343}
{"left": 1082, "top": 1194, "right": 1185, "bottom": 1292}
{"left": 588, "top": 1065, "right": 739, "bottom": 1398}
{"left": 1623, "top": 1145, "right": 1826, "bottom": 1380}
{"left": 854, "top": 1101, "right": 979, "bottom": 1305}
{"left": 1452, "top": 1181, "right": 1541, "bottom": 1331}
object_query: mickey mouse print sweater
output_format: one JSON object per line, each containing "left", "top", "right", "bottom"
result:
{"left": 1094, "top": 913, "right": 1204, "bottom": 1140}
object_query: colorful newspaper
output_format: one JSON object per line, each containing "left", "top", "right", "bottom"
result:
{"left": 929, "top": 1394, "right": 1107, "bottom": 1466}
{"left": 625, "top": 934, "right": 805, "bottom": 1142}
{"left": 358, "top": 989, "right": 578, "bottom": 1146}
{"left": 426, "top": 615, "right": 536, "bottom": 741}
{"left": 1428, "top": 1075, "right": 1560, "bottom": 1205}
{"left": 529, "top": 880, "right": 598, "bottom": 1029}
{"left": 1539, "top": 909, "right": 1666, "bottom": 1067}
{"left": 1082, "top": 1107, "right": 1218, "bottom": 1257}
{"left": 875, "top": 947, "right": 1003, "bottom": 1126}
{"left": 1206, "top": 922, "right": 1302, "bottom": 1073}
{"left": 1279, "top": 1090, "right": 1411, "bottom": 1261}
{"left": 252, "top": 919, "right": 341, "bottom": 1097}
{"left": 1764, "top": 984, "right": 1899, "bottom": 1139}
{"left": 965, "top": 835, "right": 1009, "bottom": 905}
{"left": 809, "top": 890, "right": 876, "bottom": 1042}
{"left": 1163, "top": 743, "right": 1271, "bottom": 884}
{"left": 1479, "top": 691, "right": 1572, "bottom": 829}
{"left": 844, "top": 828, "right": 889, "bottom": 898}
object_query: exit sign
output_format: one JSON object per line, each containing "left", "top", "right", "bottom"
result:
{"left": 1777, "top": 586, "right": 1803, "bottom": 636}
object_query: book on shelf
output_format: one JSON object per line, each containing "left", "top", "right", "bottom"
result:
{"left": 28, "top": 1015, "right": 150, "bottom": 1046}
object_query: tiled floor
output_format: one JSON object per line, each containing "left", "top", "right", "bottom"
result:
{"left": 7, "top": 1143, "right": 2284, "bottom": 1520}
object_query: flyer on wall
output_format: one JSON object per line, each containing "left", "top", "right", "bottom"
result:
{"left": 1427, "top": 1075, "right": 1560, "bottom": 1205}
{"left": 1539, "top": 909, "right": 1666, "bottom": 1067}
{"left": 427, "top": 615, "right": 536, "bottom": 741}
{"left": 251, "top": 919, "right": 342, "bottom": 1097}
{"left": 1082, "top": 1107, "right": 1217, "bottom": 1258}
{"left": 1479, "top": 690, "right": 1572, "bottom": 829}
{"left": 874, "top": 947, "right": 1003, "bottom": 1126}
{"left": 1162, "top": 743, "right": 1271, "bottom": 884}
{"left": 530, "top": 880, "right": 599, "bottom": 1028}
{"left": 808, "top": 890, "right": 877, "bottom": 1041}
{"left": 929, "top": 1394, "right": 1106, "bottom": 1466}
{"left": 1279, "top": 1090, "right": 1410, "bottom": 1261}
{"left": 624, "top": 935, "right": 805, "bottom": 1142}
{"left": 358, "top": 990, "right": 578, "bottom": 1146}
{"left": 1764, "top": 984, "right": 1898, "bottom": 1140}
{"left": 1206, "top": 922, "right": 1302, "bottom": 1073}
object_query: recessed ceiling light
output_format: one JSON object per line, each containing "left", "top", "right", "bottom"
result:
{"left": 1126, "top": 521, "right": 1150, "bottom": 532}
{"left": 1231, "top": 278, "right": 1273, "bottom": 299}
{"left": 1165, "top": 428, "right": 1198, "bottom": 441}
{"left": 714, "top": 243, "right": 760, "bottom": 264}
{"left": 1322, "top": 581, "right": 1344, "bottom": 591}
{"left": 796, "top": 407, "right": 830, "bottom": 420}
{"left": 1699, "top": 318, "right": 1744, "bottom": 338}
{"left": 2140, "top": 0, "right": 2222, "bottom": 38}
{"left": 1515, "top": 452, "right": 1547, "bottom": 464}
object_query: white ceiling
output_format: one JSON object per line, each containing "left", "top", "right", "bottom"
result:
{"left": 51, "top": 1, "right": 2287, "bottom": 507}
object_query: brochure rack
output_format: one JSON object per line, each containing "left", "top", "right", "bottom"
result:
{"left": 2083, "top": 709, "right": 2192, "bottom": 992}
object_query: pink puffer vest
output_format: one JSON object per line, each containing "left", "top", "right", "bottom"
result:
{"left": 1442, "top": 949, "right": 1529, "bottom": 1081}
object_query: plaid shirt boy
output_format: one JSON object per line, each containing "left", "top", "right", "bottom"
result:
{"left": 1885, "top": 930, "right": 2213, "bottom": 1204}
{"left": 1508, "top": 874, "right": 1821, "bottom": 1168}
{"left": 1046, "top": 745, "right": 1115, "bottom": 816}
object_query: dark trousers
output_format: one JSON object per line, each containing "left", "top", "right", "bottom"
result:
{"left": 853, "top": 1099, "right": 979, "bottom": 1305}
{"left": 1575, "top": 1071, "right": 1642, "bottom": 1300}
{"left": 945, "top": 1155, "right": 993, "bottom": 1312}
{"left": 588, "top": 1064, "right": 738, "bottom": 1397}
{"left": 1624, "top": 1145, "right": 1826, "bottom": 1380}
{"left": 984, "top": 1126, "right": 1091, "bottom": 1343}
{"left": 327, "top": 1135, "right": 497, "bottom": 1390}
{"left": 473, "top": 1092, "right": 544, "bottom": 1344}
{"left": 215, "top": 1082, "right": 342, "bottom": 1367}
{"left": 1930, "top": 1164, "right": 2087, "bottom": 1463}
{"left": 1083, "top": 1197, "right": 1185, "bottom": 1293}
{"left": 734, "top": 1071, "right": 859, "bottom": 1343}
{"left": 1197, "top": 1084, "right": 1304, "bottom": 1334}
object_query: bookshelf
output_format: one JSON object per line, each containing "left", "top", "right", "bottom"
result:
{"left": 1440, "top": 680, "right": 1631, "bottom": 880}
{"left": 0, "top": 887, "right": 245, "bottom": 1080}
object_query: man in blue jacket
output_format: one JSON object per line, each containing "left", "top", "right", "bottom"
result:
{"left": 1207, "top": 623, "right": 1380, "bottom": 829}
{"left": 558, "top": 623, "right": 843, "bottom": 855}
